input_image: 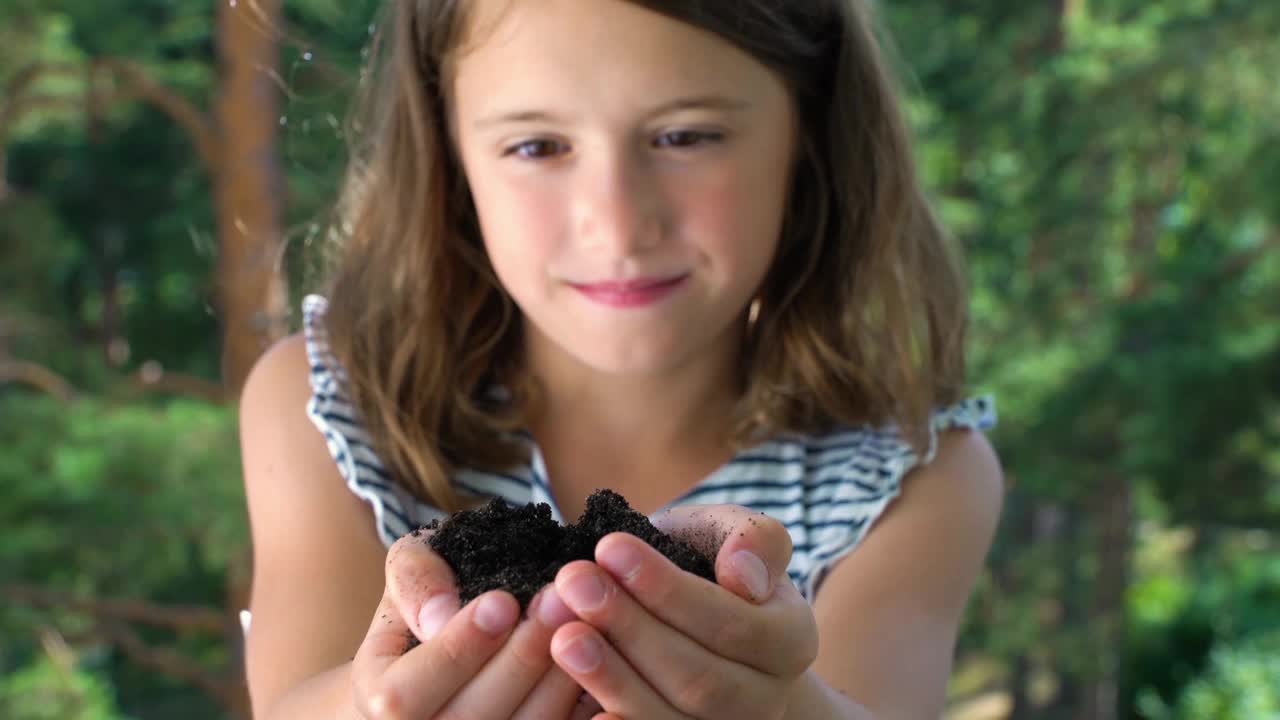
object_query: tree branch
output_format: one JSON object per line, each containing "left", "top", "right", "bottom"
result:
{"left": 1, "top": 62, "right": 83, "bottom": 132}
{"left": 2, "top": 583, "right": 226, "bottom": 633}
{"left": 0, "top": 93, "right": 84, "bottom": 129}
{"left": 6, "top": 585, "right": 241, "bottom": 711}
{"left": 129, "top": 363, "right": 228, "bottom": 403}
{"left": 0, "top": 65, "right": 89, "bottom": 200}
{"left": 91, "top": 58, "right": 220, "bottom": 172}
{"left": 1, "top": 59, "right": 220, "bottom": 174}
{"left": 43, "top": 621, "right": 240, "bottom": 712}
{"left": 0, "top": 355, "right": 228, "bottom": 404}
{"left": 98, "top": 621, "right": 238, "bottom": 710}
{"left": 1, "top": 62, "right": 75, "bottom": 106}
{"left": 0, "top": 360, "right": 76, "bottom": 402}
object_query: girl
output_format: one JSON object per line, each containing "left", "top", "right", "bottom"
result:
{"left": 239, "top": 0, "right": 1004, "bottom": 718}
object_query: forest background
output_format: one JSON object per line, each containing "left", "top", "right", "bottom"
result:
{"left": 2, "top": 1, "right": 1277, "bottom": 718}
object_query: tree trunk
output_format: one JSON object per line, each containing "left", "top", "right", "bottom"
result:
{"left": 1072, "top": 476, "right": 1132, "bottom": 720}
{"left": 995, "top": 489, "right": 1036, "bottom": 718}
{"left": 1040, "top": 501, "right": 1084, "bottom": 720}
{"left": 214, "top": 0, "right": 287, "bottom": 398}
{"left": 1005, "top": 497, "right": 1071, "bottom": 719}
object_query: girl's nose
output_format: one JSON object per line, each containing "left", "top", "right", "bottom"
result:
{"left": 574, "top": 150, "right": 663, "bottom": 255}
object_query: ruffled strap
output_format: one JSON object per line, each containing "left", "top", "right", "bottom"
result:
{"left": 803, "top": 396, "right": 997, "bottom": 599}
{"left": 301, "top": 295, "right": 442, "bottom": 546}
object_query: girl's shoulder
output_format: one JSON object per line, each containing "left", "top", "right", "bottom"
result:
{"left": 673, "top": 396, "right": 997, "bottom": 599}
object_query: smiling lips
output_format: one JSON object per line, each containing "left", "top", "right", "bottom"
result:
{"left": 569, "top": 274, "right": 690, "bottom": 308}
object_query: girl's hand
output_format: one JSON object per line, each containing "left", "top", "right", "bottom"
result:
{"left": 548, "top": 505, "right": 820, "bottom": 720}
{"left": 350, "top": 530, "right": 587, "bottom": 719}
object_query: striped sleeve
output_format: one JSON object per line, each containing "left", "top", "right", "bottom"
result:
{"left": 803, "top": 396, "right": 997, "bottom": 599}
{"left": 301, "top": 295, "right": 441, "bottom": 546}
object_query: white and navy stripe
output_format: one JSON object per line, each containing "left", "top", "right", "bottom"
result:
{"left": 302, "top": 294, "right": 996, "bottom": 601}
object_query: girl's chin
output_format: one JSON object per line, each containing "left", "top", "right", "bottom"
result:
{"left": 546, "top": 336, "right": 693, "bottom": 378}
{"left": 567, "top": 352, "right": 683, "bottom": 378}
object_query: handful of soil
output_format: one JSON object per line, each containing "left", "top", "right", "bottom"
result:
{"left": 418, "top": 489, "right": 716, "bottom": 613}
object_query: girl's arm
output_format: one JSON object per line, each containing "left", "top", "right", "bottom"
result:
{"left": 792, "top": 429, "right": 1005, "bottom": 720}
{"left": 239, "top": 334, "right": 388, "bottom": 719}
{"left": 240, "top": 335, "right": 587, "bottom": 720}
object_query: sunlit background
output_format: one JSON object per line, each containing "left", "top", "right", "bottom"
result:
{"left": 2, "top": 1, "right": 1277, "bottom": 718}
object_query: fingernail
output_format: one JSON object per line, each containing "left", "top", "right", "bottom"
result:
{"left": 536, "top": 586, "right": 578, "bottom": 628}
{"left": 731, "top": 550, "right": 771, "bottom": 601}
{"left": 473, "top": 593, "right": 517, "bottom": 635}
{"left": 418, "top": 594, "right": 455, "bottom": 640}
{"left": 597, "top": 539, "right": 644, "bottom": 583}
{"left": 561, "top": 571, "right": 608, "bottom": 611}
{"left": 556, "top": 633, "right": 603, "bottom": 673}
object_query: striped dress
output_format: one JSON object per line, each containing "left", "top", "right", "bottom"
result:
{"left": 302, "top": 295, "right": 996, "bottom": 601}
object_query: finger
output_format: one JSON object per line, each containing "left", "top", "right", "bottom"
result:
{"left": 596, "top": 533, "right": 817, "bottom": 677}
{"left": 351, "top": 588, "right": 440, "bottom": 716}
{"left": 551, "top": 622, "right": 674, "bottom": 719}
{"left": 351, "top": 590, "right": 421, "bottom": 701}
{"left": 357, "top": 590, "right": 520, "bottom": 718}
{"left": 650, "top": 504, "right": 793, "bottom": 603}
{"left": 510, "top": 665, "right": 584, "bottom": 720}
{"left": 444, "top": 584, "right": 580, "bottom": 718}
{"left": 382, "top": 529, "right": 461, "bottom": 642}
{"left": 556, "top": 560, "right": 776, "bottom": 718}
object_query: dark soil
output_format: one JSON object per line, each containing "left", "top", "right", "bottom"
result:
{"left": 417, "top": 489, "right": 716, "bottom": 613}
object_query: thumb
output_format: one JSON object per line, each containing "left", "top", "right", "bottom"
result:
{"left": 384, "top": 529, "right": 460, "bottom": 642}
{"left": 650, "top": 504, "right": 793, "bottom": 603}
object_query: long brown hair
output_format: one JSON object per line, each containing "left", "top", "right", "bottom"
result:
{"left": 318, "top": 0, "right": 968, "bottom": 512}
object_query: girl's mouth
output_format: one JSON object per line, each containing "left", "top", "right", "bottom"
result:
{"left": 569, "top": 274, "right": 690, "bottom": 308}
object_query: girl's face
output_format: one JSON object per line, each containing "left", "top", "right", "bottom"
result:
{"left": 450, "top": 0, "right": 797, "bottom": 378}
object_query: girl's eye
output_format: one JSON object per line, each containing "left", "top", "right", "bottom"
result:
{"left": 505, "top": 139, "right": 566, "bottom": 159}
{"left": 654, "top": 130, "right": 723, "bottom": 149}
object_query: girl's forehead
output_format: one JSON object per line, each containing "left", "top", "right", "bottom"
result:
{"left": 452, "top": 0, "right": 782, "bottom": 117}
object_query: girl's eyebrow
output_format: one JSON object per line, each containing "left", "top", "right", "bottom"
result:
{"left": 472, "top": 94, "right": 753, "bottom": 130}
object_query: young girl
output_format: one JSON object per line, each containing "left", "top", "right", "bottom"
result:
{"left": 239, "top": 0, "right": 1003, "bottom": 718}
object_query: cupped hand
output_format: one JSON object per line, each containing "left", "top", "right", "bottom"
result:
{"left": 547, "top": 504, "right": 820, "bottom": 720}
{"left": 350, "top": 530, "right": 589, "bottom": 719}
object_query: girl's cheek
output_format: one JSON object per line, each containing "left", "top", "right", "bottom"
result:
{"left": 478, "top": 185, "right": 565, "bottom": 253}
{"left": 686, "top": 178, "right": 780, "bottom": 256}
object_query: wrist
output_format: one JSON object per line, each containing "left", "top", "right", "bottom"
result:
{"left": 783, "top": 670, "right": 876, "bottom": 720}
{"left": 259, "top": 661, "right": 364, "bottom": 720}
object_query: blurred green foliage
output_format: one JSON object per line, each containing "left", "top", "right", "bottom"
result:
{"left": 0, "top": 395, "right": 242, "bottom": 597}
{"left": 0, "top": 653, "right": 130, "bottom": 720}
{"left": 0, "top": 394, "right": 240, "bottom": 719}
{"left": 1171, "top": 632, "right": 1280, "bottom": 719}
